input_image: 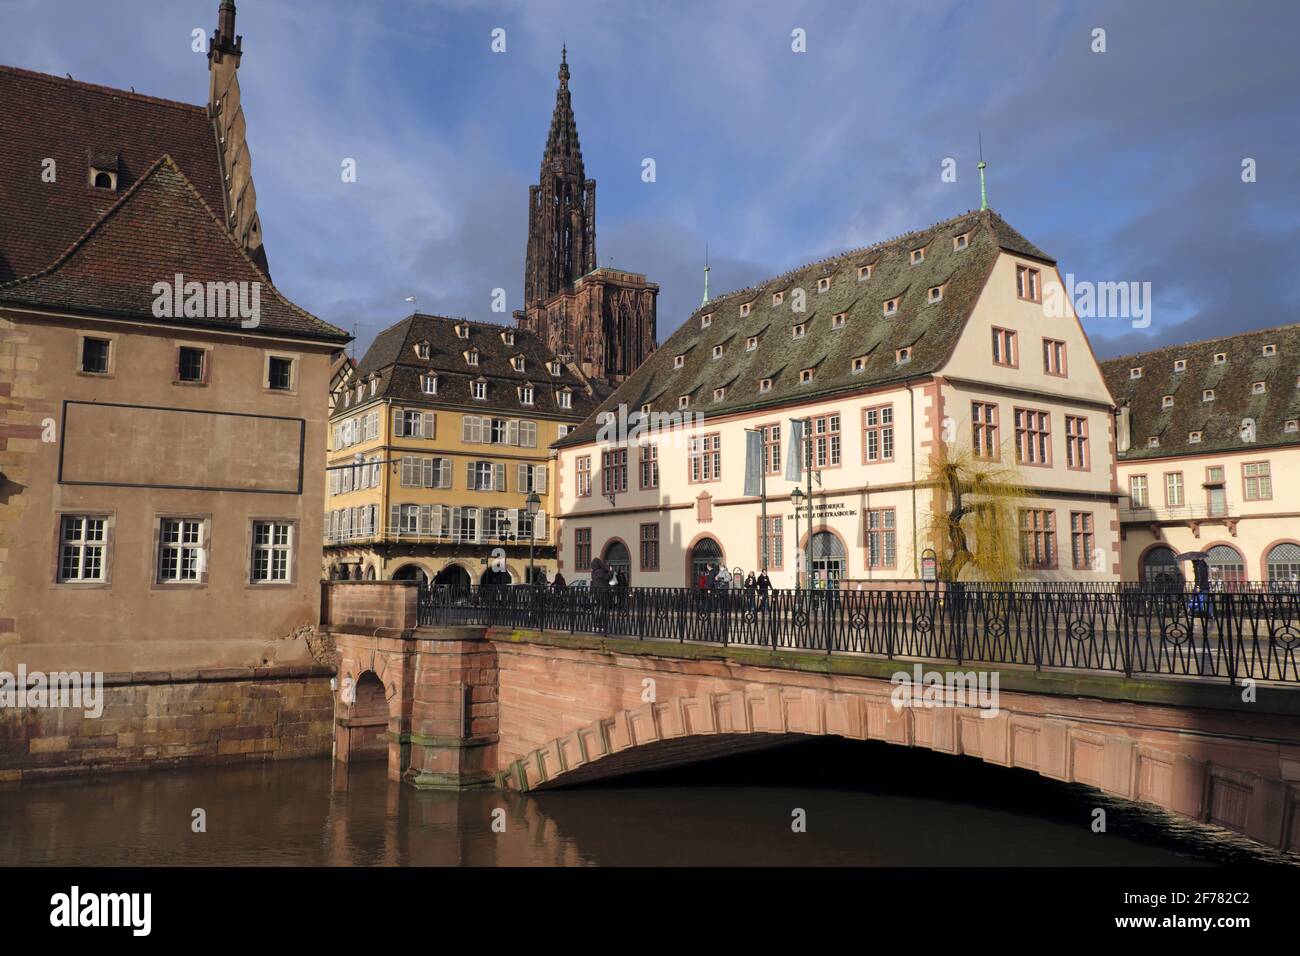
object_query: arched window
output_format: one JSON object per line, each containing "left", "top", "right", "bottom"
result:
{"left": 1266, "top": 543, "right": 1300, "bottom": 588}
{"left": 689, "top": 537, "right": 723, "bottom": 586}
{"left": 1207, "top": 545, "right": 1246, "bottom": 589}
{"left": 809, "top": 531, "right": 846, "bottom": 587}
{"left": 603, "top": 540, "right": 630, "bottom": 583}
{"left": 1141, "top": 546, "right": 1181, "bottom": 588}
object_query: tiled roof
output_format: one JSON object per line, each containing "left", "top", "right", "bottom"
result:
{"left": 1102, "top": 323, "right": 1300, "bottom": 459}
{"left": 0, "top": 156, "right": 348, "bottom": 342}
{"left": 338, "top": 313, "right": 599, "bottom": 420}
{"left": 555, "top": 208, "right": 1052, "bottom": 447}
{"left": 0, "top": 64, "right": 228, "bottom": 283}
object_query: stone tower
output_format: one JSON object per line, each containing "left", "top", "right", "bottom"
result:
{"left": 207, "top": 0, "right": 269, "bottom": 274}
{"left": 519, "top": 49, "right": 657, "bottom": 386}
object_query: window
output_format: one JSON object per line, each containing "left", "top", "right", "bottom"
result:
{"left": 466, "top": 350, "right": 480, "bottom": 366}
{"left": 267, "top": 356, "right": 293, "bottom": 390}
{"left": 517, "top": 463, "right": 548, "bottom": 494}
{"left": 1016, "top": 265, "right": 1041, "bottom": 302}
{"left": 792, "top": 324, "right": 806, "bottom": 340}
{"left": 1129, "top": 474, "right": 1148, "bottom": 508}
{"left": 1165, "top": 472, "right": 1184, "bottom": 507}
{"left": 558, "top": 424, "right": 574, "bottom": 438}
{"left": 851, "top": 356, "right": 866, "bottom": 374}
{"left": 1019, "top": 509, "right": 1057, "bottom": 569}
{"left": 1042, "top": 338, "right": 1066, "bottom": 376}
{"left": 639, "top": 524, "right": 660, "bottom": 571}
{"left": 58, "top": 515, "right": 107, "bottom": 582}
{"left": 250, "top": 521, "right": 293, "bottom": 583}
{"left": 713, "top": 387, "right": 725, "bottom": 402}
{"left": 1287, "top": 420, "right": 1299, "bottom": 433}
{"left": 574, "top": 528, "right": 592, "bottom": 569}
{"left": 1162, "top": 395, "right": 1174, "bottom": 409}
{"left": 895, "top": 347, "right": 911, "bottom": 364}
{"left": 1202, "top": 388, "right": 1215, "bottom": 402}
{"left": 674, "top": 354, "right": 685, "bottom": 369}
{"left": 1213, "top": 352, "right": 1227, "bottom": 365}
{"left": 177, "top": 347, "right": 205, "bottom": 383}
{"left": 992, "top": 328, "right": 1018, "bottom": 367}
{"left": 1064, "top": 415, "right": 1089, "bottom": 470}
{"left": 501, "top": 330, "right": 514, "bottom": 346}
{"left": 81, "top": 337, "right": 110, "bottom": 374}
{"left": 759, "top": 378, "right": 773, "bottom": 393}
{"left": 883, "top": 298, "right": 899, "bottom": 316}
{"left": 558, "top": 390, "right": 572, "bottom": 409}
{"left": 761, "top": 423, "right": 781, "bottom": 475}
{"left": 809, "top": 414, "right": 841, "bottom": 468}
{"left": 953, "top": 233, "right": 969, "bottom": 251}
{"left": 678, "top": 395, "right": 690, "bottom": 409}
{"left": 576, "top": 456, "right": 591, "bottom": 497}
{"left": 472, "top": 381, "right": 487, "bottom": 401}
{"left": 1188, "top": 431, "right": 1202, "bottom": 444}
{"left": 1129, "top": 367, "right": 1143, "bottom": 379}
{"left": 602, "top": 448, "right": 628, "bottom": 495}
{"left": 800, "top": 368, "right": 814, "bottom": 384}
{"left": 397, "top": 408, "right": 434, "bottom": 438}
{"left": 863, "top": 405, "right": 894, "bottom": 463}
{"left": 1174, "top": 359, "right": 1187, "bottom": 372}
{"left": 511, "top": 355, "right": 526, "bottom": 372}
{"left": 455, "top": 324, "right": 470, "bottom": 339}
{"left": 1243, "top": 461, "right": 1272, "bottom": 501}
{"left": 158, "top": 518, "right": 204, "bottom": 583}
{"left": 972, "top": 402, "right": 999, "bottom": 459}
{"left": 832, "top": 312, "right": 846, "bottom": 330}
{"left": 927, "top": 285, "right": 943, "bottom": 303}
{"left": 857, "top": 264, "right": 872, "bottom": 281}
{"left": 689, "top": 433, "right": 722, "bottom": 482}
{"left": 740, "top": 302, "right": 751, "bottom": 317}
{"left": 712, "top": 344, "right": 724, "bottom": 359}
{"left": 1263, "top": 344, "right": 1277, "bottom": 357}
{"left": 518, "top": 385, "right": 534, "bottom": 405}
{"left": 817, "top": 277, "right": 831, "bottom": 293}
{"left": 1148, "top": 436, "right": 1161, "bottom": 448}
{"left": 91, "top": 168, "right": 116, "bottom": 190}
{"left": 469, "top": 461, "right": 498, "bottom": 492}
{"left": 910, "top": 247, "right": 925, "bottom": 265}
{"left": 1252, "top": 381, "right": 1266, "bottom": 395}
{"left": 866, "top": 509, "right": 896, "bottom": 568}
{"left": 639, "top": 444, "right": 659, "bottom": 489}
{"left": 757, "top": 515, "right": 784, "bottom": 571}
{"left": 415, "top": 342, "right": 431, "bottom": 359}
{"left": 772, "top": 291, "right": 784, "bottom": 306}
{"left": 422, "top": 374, "right": 438, "bottom": 395}
{"left": 370, "top": 378, "right": 377, "bottom": 396}
{"left": 1014, "top": 408, "right": 1051, "bottom": 465}
{"left": 1069, "top": 512, "right": 1094, "bottom": 571}
{"left": 549, "top": 360, "right": 562, "bottom": 376}
{"left": 746, "top": 336, "right": 759, "bottom": 351}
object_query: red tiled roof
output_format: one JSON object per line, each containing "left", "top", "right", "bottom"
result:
{"left": 0, "top": 155, "right": 347, "bottom": 343}
{"left": 0, "top": 64, "right": 228, "bottom": 283}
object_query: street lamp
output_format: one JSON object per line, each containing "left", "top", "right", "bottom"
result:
{"left": 525, "top": 491, "right": 541, "bottom": 586}
{"left": 791, "top": 486, "right": 805, "bottom": 590}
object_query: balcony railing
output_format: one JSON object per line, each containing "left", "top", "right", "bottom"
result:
{"left": 416, "top": 583, "right": 1300, "bottom": 685}
{"left": 1119, "top": 500, "right": 1234, "bottom": 522}
{"left": 325, "top": 525, "right": 548, "bottom": 546}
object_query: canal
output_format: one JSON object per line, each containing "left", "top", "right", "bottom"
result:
{"left": 1, "top": 738, "right": 1293, "bottom": 866}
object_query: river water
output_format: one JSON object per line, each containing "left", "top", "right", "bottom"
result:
{"left": 1, "top": 739, "right": 1293, "bottom": 866}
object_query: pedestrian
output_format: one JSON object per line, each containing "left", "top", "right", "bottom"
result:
{"left": 756, "top": 569, "right": 771, "bottom": 612}
{"left": 696, "top": 568, "right": 709, "bottom": 590}
{"left": 706, "top": 561, "right": 720, "bottom": 590}
{"left": 591, "top": 558, "right": 610, "bottom": 628}
{"left": 552, "top": 571, "right": 567, "bottom": 590}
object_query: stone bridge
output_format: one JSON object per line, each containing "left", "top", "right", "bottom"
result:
{"left": 321, "top": 581, "right": 1300, "bottom": 853}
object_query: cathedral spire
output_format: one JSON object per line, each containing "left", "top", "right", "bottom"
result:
{"left": 543, "top": 47, "right": 583, "bottom": 169}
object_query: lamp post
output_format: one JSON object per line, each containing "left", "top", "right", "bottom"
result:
{"left": 791, "top": 486, "right": 805, "bottom": 590}
{"left": 525, "top": 491, "right": 541, "bottom": 586}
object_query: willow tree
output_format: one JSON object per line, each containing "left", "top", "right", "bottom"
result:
{"left": 922, "top": 440, "right": 1030, "bottom": 583}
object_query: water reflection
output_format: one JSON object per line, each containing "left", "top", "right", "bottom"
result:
{"left": 0, "top": 739, "right": 1292, "bottom": 866}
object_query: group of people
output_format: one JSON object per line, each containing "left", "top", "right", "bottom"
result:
{"left": 694, "top": 562, "right": 772, "bottom": 595}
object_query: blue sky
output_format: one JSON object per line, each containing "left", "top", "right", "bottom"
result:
{"left": 3, "top": 0, "right": 1298, "bottom": 360}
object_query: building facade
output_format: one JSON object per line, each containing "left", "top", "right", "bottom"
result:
{"left": 553, "top": 209, "right": 1121, "bottom": 587}
{"left": 1104, "top": 324, "right": 1300, "bottom": 587}
{"left": 324, "top": 314, "right": 598, "bottom": 586}
{"left": 516, "top": 49, "right": 658, "bottom": 388}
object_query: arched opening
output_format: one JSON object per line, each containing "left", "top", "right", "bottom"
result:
{"left": 480, "top": 566, "right": 513, "bottom": 588}
{"left": 1206, "top": 544, "right": 1246, "bottom": 590}
{"left": 347, "top": 671, "right": 388, "bottom": 762}
{"left": 602, "top": 539, "right": 630, "bottom": 584}
{"left": 688, "top": 536, "right": 723, "bottom": 587}
{"left": 392, "top": 564, "right": 430, "bottom": 587}
{"left": 1140, "top": 545, "right": 1181, "bottom": 588}
{"left": 365, "top": 565, "right": 377, "bottom": 581}
{"left": 1265, "top": 542, "right": 1300, "bottom": 588}
{"left": 809, "top": 531, "right": 846, "bottom": 588}
{"left": 433, "top": 563, "right": 471, "bottom": 591}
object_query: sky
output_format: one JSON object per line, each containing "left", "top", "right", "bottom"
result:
{"left": 2, "top": 0, "right": 1298, "bottom": 362}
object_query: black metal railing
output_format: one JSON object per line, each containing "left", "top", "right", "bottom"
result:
{"left": 416, "top": 583, "right": 1300, "bottom": 685}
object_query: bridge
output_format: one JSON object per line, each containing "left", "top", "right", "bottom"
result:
{"left": 319, "top": 581, "right": 1300, "bottom": 854}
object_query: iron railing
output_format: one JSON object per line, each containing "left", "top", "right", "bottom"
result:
{"left": 416, "top": 583, "right": 1300, "bottom": 685}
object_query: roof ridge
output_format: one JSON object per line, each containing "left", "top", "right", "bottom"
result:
{"left": 0, "top": 63, "right": 207, "bottom": 114}
{"left": 1102, "top": 321, "right": 1300, "bottom": 366}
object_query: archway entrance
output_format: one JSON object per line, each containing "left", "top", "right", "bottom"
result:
{"left": 689, "top": 537, "right": 723, "bottom": 587}
{"left": 433, "top": 564, "right": 471, "bottom": 591}
{"left": 1207, "top": 545, "right": 1245, "bottom": 589}
{"left": 1141, "top": 545, "right": 1181, "bottom": 588}
{"left": 345, "top": 671, "right": 388, "bottom": 762}
{"left": 809, "top": 531, "right": 846, "bottom": 588}
{"left": 393, "top": 564, "right": 430, "bottom": 587}
{"left": 603, "top": 540, "right": 630, "bottom": 584}
{"left": 480, "top": 566, "right": 513, "bottom": 588}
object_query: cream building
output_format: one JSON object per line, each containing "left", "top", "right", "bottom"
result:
{"left": 1104, "top": 323, "right": 1300, "bottom": 587}
{"left": 552, "top": 209, "right": 1121, "bottom": 587}
{"left": 324, "top": 313, "right": 598, "bottom": 586}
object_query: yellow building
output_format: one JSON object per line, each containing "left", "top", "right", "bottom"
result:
{"left": 325, "top": 313, "right": 598, "bottom": 586}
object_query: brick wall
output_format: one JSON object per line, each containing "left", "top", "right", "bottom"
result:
{"left": 321, "top": 580, "right": 418, "bottom": 630}
{"left": 0, "top": 666, "right": 334, "bottom": 780}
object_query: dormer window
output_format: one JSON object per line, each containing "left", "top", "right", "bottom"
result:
{"left": 1202, "top": 388, "right": 1215, "bottom": 402}
{"left": 953, "top": 233, "right": 969, "bottom": 251}
{"left": 927, "top": 285, "right": 944, "bottom": 304}
{"left": 1188, "top": 431, "right": 1202, "bottom": 444}
{"left": 712, "top": 344, "right": 724, "bottom": 360}
{"left": 510, "top": 354, "right": 526, "bottom": 372}
{"left": 831, "top": 312, "right": 846, "bottom": 330}
{"left": 501, "top": 330, "right": 515, "bottom": 346}
{"left": 369, "top": 378, "right": 377, "bottom": 396}
{"left": 1147, "top": 436, "right": 1160, "bottom": 448}
{"left": 415, "top": 342, "right": 431, "bottom": 359}
{"left": 883, "top": 298, "right": 899, "bottom": 316}
{"left": 674, "top": 354, "right": 685, "bottom": 369}
{"left": 851, "top": 356, "right": 867, "bottom": 374}
{"left": 792, "top": 324, "right": 806, "bottom": 340}
{"left": 713, "top": 387, "right": 726, "bottom": 402}
{"left": 678, "top": 395, "right": 690, "bottom": 410}
{"left": 87, "top": 153, "right": 121, "bottom": 191}
{"left": 701, "top": 313, "right": 713, "bottom": 328}
{"left": 800, "top": 368, "right": 814, "bottom": 384}
{"left": 1162, "top": 395, "right": 1174, "bottom": 409}
{"left": 472, "top": 380, "right": 487, "bottom": 401}
{"left": 421, "top": 374, "right": 437, "bottom": 395}
{"left": 518, "top": 384, "right": 534, "bottom": 405}
{"left": 857, "top": 264, "right": 873, "bottom": 281}
{"left": 772, "top": 291, "right": 784, "bottom": 307}
{"left": 1174, "top": 359, "right": 1187, "bottom": 373}
{"left": 896, "top": 347, "right": 912, "bottom": 365}
{"left": 1263, "top": 344, "right": 1277, "bottom": 357}
{"left": 746, "top": 336, "right": 759, "bottom": 351}
{"left": 1286, "top": 419, "right": 1299, "bottom": 433}
{"left": 1252, "top": 381, "right": 1266, "bottom": 394}
{"left": 640, "top": 403, "right": 651, "bottom": 415}
{"left": 91, "top": 169, "right": 116, "bottom": 190}
{"left": 1130, "top": 367, "right": 1143, "bottom": 379}
{"left": 759, "top": 378, "right": 773, "bottom": 393}
{"left": 910, "top": 247, "right": 925, "bottom": 265}
{"left": 817, "top": 277, "right": 831, "bottom": 293}
{"left": 465, "top": 349, "right": 480, "bottom": 366}
{"left": 455, "top": 324, "right": 470, "bottom": 340}
{"left": 740, "top": 302, "right": 752, "bottom": 317}
{"left": 549, "top": 360, "right": 562, "bottom": 376}
{"left": 558, "top": 390, "right": 572, "bottom": 410}
{"left": 1213, "top": 352, "right": 1227, "bottom": 365}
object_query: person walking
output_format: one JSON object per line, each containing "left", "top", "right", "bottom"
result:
{"left": 552, "top": 571, "right": 567, "bottom": 590}
{"left": 756, "top": 569, "right": 772, "bottom": 613}
{"left": 591, "top": 558, "right": 611, "bottom": 631}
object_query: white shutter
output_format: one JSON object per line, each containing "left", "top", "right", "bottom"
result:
{"left": 518, "top": 463, "right": 529, "bottom": 492}
{"left": 438, "top": 459, "right": 451, "bottom": 489}
{"left": 418, "top": 504, "right": 432, "bottom": 535}
{"left": 535, "top": 510, "right": 547, "bottom": 541}
{"left": 470, "top": 507, "right": 481, "bottom": 543}
{"left": 431, "top": 504, "right": 444, "bottom": 537}
{"left": 537, "top": 464, "right": 548, "bottom": 493}
{"left": 423, "top": 457, "right": 435, "bottom": 488}
{"left": 466, "top": 461, "right": 477, "bottom": 491}
{"left": 507, "top": 420, "right": 520, "bottom": 446}
{"left": 507, "top": 508, "right": 519, "bottom": 538}
{"left": 423, "top": 412, "right": 436, "bottom": 440}
{"left": 522, "top": 421, "right": 537, "bottom": 447}
{"left": 451, "top": 506, "right": 463, "bottom": 541}
{"left": 389, "top": 504, "right": 400, "bottom": 537}
{"left": 393, "top": 409, "right": 405, "bottom": 438}
{"left": 495, "top": 462, "right": 506, "bottom": 491}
